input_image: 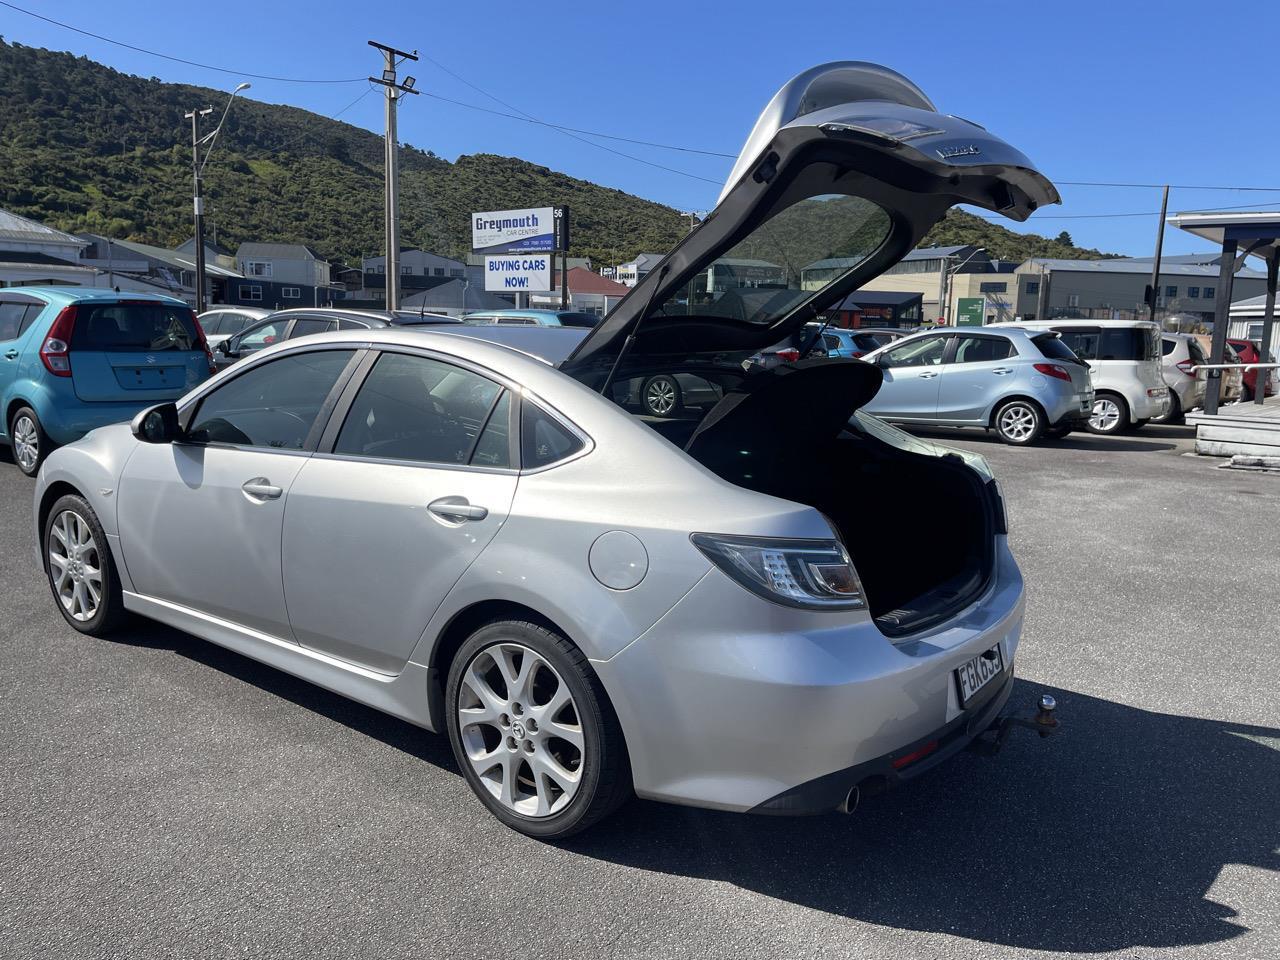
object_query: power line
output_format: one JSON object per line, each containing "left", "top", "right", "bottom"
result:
{"left": 969, "top": 198, "right": 1280, "bottom": 221}
{"left": 0, "top": 1, "right": 365, "bottom": 83}
{"left": 1055, "top": 180, "right": 1280, "bottom": 192}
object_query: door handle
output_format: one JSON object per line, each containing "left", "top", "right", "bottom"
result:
{"left": 993, "top": 367, "right": 1013, "bottom": 374}
{"left": 3, "top": 349, "right": 17, "bottom": 360}
{"left": 428, "top": 496, "right": 488, "bottom": 522}
{"left": 919, "top": 370, "right": 939, "bottom": 379}
{"left": 241, "top": 477, "right": 283, "bottom": 500}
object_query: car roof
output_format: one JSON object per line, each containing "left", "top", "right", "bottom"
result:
{"left": 999, "top": 318, "right": 1158, "bottom": 329}
{"left": 466, "top": 309, "right": 562, "bottom": 318}
{"left": 0, "top": 286, "right": 188, "bottom": 307}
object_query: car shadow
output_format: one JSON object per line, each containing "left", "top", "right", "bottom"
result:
{"left": 907, "top": 425, "right": 1185, "bottom": 454}
{"left": 100, "top": 621, "right": 1279, "bottom": 953}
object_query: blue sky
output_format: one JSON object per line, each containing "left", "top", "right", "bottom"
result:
{"left": 4, "top": 0, "right": 1279, "bottom": 256}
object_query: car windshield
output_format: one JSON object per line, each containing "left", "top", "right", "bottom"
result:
{"left": 651, "top": 193, "right": 892, "bottom": 327}
{"left": 391, "top": 311, "right": 461, "bottom": 325}
{"left": 70, "top": 301, "right": 198, "bottom": 352}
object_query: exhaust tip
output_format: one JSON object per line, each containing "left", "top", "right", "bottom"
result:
{"left": 838, "top": 785, "right": 860, "bottom": 815}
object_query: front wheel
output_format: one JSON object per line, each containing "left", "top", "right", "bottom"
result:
{"left": 446, "top": 621, "right": 631, "bottom": 839}
{"left": 641, "top": 375, "right": 683, "bottom": 417}
{"left": 1087, "top": 393, "right": 1129, "bottom": 435}
{"left": 10, "top": 406, "right": 51, "bottom": 478}
{"left": 993, "top": 399, "right": 1044, "bottom": 445}
{"left": 43, "top": 494, "right": 128, "bottom": 636}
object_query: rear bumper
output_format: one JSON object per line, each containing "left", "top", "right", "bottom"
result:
{"left": 35, "top": 399, "right": 172, "bottom": 446}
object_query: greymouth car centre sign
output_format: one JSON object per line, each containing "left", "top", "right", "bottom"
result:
{"left": 471, "top": 207, "right": 556, "bottom": 254}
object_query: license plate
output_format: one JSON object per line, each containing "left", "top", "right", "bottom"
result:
{"left": 955, "top": 644, "right": 1004, "bottom": 707}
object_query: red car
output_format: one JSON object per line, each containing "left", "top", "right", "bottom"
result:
{"left": 1228, "top": 338, "right": 1276, "bottom": 400}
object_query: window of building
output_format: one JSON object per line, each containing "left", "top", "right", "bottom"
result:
{"left": 1165, "top": 285, "right": 1177, "bottom": 298}
{"left": 374, "top": 265, "right": 386, "bottom": 275}
{"left": 240, "top": 285, "right": 263, "bottom": 302}
{"left": 1067, "top": 294, "right": 1080, "bottom": 307}
{"left": 979, "top": 281, "right": 1008, "bottom": 294}
{"left": 1204, "top": 286, "right": 1215, "bottom": 299}
{"left": 449, "top": 269, "right": 464, "bottom": 278}
{"left": 1187, "top": 286, "right": 1200, "bottom": 298}
{"left": 1025, "top": 281, "right": 1040, "bottom": 296}
{"left": 400, "top": 265, "right": 412, "bottom": 275}
{"left": 433, "top": 268, "right": 445, "bottom": 276}
{"left": 282, "top": 286, "right": 301, "bottom": 299}
{"left": 246, "top": 260, "right": 273, "bottom": 278}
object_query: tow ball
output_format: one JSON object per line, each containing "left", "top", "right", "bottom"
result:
{"left": 969, "top": 694, "right": 1059, "bottom": 757}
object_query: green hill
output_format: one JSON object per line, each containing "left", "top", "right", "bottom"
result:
{"left": 0, "top": 39, "right": 1117, "bottom": 269}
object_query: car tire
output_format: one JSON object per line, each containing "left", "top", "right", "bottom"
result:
{"left": 641, "top": 375, "right": 683, "bottom": 418}
{"left": 993, "top": 399, "right": 1045, "bottom": 445}
{"left": 446, "top": 620, "right": 632, "bottom": 839}
{"left": 42, "top": 493, "right": 128, "bottom": 636}
{"left": 1151, "top": 391, "right": 1182, "bottom": 425}
{"left": 1087, "top": 393, "right": 1129, "bottom": 435}
{"left": 10, "top": 405, "right": 51, "bottom": 478}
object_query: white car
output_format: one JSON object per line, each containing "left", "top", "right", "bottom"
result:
{"left": 1157, "top": 333, "right": 1207, "bottom": 423}
{"left": 994, "top": 319, "right": 1169, "bottom": 434}
{"left": 196, "top": 306, "right": 272, "bottom": 352}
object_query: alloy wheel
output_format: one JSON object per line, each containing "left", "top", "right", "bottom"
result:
{"left": 998, "top": 403, "right": 1037, "bottom": 442}
{"left": 1089, "top": 397, "right": 1121, "bottom": 432}
{"left": 13, "top": 414, "right": 38, "bottom": 472}
{"left": 457, "top": 642, "right": 585, "bottom": 818}
{"left": 48, "top": 510, "right": 103, "bottom": 622}
{"left": 644, "top": 377, "right": 678, "bottom": 416}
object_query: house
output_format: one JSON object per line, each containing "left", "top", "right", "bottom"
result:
{"left": 235, "top": 242, "right": 330, "bottom": 289}
{"left": 530, "top": 267, "right": 630, "bottom": 316}
{"left": 78, "top": 234, "right": 244, "bottom": 304}
{"left": 0, "top": 208, "right": 99, "bottom": 288}
{"left": 610, "top": 253, "right": 665, "bottom": 287}
{"left": 361, "top": 250, "right": 469, "bottom": 299}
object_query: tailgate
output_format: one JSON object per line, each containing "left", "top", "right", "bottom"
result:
{"left": 72, "top": 351, "right": 206, "bottom": 402}
{"left": 69, "top": 300, "right": 209, "bottom": 402}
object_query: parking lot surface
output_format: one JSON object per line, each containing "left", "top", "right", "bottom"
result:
{"left": 2, "top": 424, "right": 1277, "bottom": 959}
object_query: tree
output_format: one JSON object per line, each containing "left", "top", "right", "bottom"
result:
{"left": 1055, "top": 231, "right": 1074, "bottom": 246}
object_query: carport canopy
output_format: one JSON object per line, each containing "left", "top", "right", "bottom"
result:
{"left": 1167, "top": 211, "right": 1280, "bottom": 412}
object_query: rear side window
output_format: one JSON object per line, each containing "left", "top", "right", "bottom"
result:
{"left": 1033, "top": 333, "right": 1081, "bottom": 362}
{"left": 189, "top": 350, "right": 355, "bottom": 449}
{"left": 71, "top": 302, "right": 198, "bottom": 352}
{"left": 199, "top": 313, "right": 224, "bottom": 335}
{"left": 224, "top": 313, "right": 255, "bottom": 335}
{"left": 850, "top": 333, "right": 882, "bottom": 353}
{"left": 951, "top": 336, "right": 1014, "bottom": 363}
{"left": 1053, "top": 327, "right": 1100, "bottom": 360}
{"left": 288, "top": 318, "right": 335, "bottom": 339}
{"left": 1188, "top": 339, "right": 1208, "bottom": 364}
{"left": 1098, "top": 327, "right": 1157, "bottom": 361}
{"left": 1161, "top": 338, "right": 1177, "bottom": 357}
{"left": 521, "top": 401, "right": 583, "bottom": 469}
{"left": 0, "top": 302, "right": 30, "bottom": 341}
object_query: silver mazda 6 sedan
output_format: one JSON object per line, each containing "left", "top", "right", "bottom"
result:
{"left": 32, "top": 61, "right": 1059, "bottom": 838}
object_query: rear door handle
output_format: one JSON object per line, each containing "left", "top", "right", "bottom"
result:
{"left": 919, "top": 370, "right": 939, "bottom": 379}
{"left": 3, "top": 349, "right": 17, "bottom": 360}
{"left": 993, "top": 367, "right": 1014, "bottom": 374}
{"left": 241, "top": 477, "right": 283, "bottom": 500}
{"left": 428, "top": 496, "right": 488, "bottom": 522}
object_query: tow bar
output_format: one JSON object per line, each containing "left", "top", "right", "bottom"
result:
{"left": 969, "top": 694, "right": 1059, "bottom": 756}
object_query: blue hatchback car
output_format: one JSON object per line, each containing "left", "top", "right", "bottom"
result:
{"left": 0, "top": 288, "right": 215, "bottom": 476}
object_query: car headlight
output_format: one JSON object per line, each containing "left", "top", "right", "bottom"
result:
{"left": 691, "top": 534, "right": 866, "bottom": 610}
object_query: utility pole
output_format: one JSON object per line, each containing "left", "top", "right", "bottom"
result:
{"left": 369, "top": 41, "right": 419, "bottom": 311}
{"left": 1147, "top": 184, "right": 1170, "bottom": 326}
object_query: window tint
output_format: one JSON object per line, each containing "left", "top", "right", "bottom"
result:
{"left": 850, "top": 333, "right": 882, "bottom": 353}
{"left": 289, "top": 318, "right": 335, "bottom": 339}
{"left": 334, "top": 352, "right": 503, "bottom": 465}
{"left": 1032, "top": 333, "right": 1079, "bottom": 362}
{"left": 188, "top": 349, "right": 354, "bottom": 449}
{"left": 239, "top": 319, "right": 290, "bottom": 350}
{"left": 338, "top": 318, "right": 371, "bottom": 331}
{"left": 951, "top": 336, "right": 1013, "bottom": 363}
{"left": 17, "top": 304, "right": 44, "bottom": 337}
{"left": 198, "top": 313, "right": 224, "bottom": 335}
{"left": 0, "top": 302, "right": 29, "bottom": 341}
{"left": 470, "top": 391, "right": 512, "bottom": 467}
{"left": 71, "top": 302, "right": 198, "bottom": 352}
{"left": 1098, "top": 327, "right": 1157, "bottom": 361}
{"left": 1188, "top": 340, "right": 1208, "bottom": 364}
{"left": 223, "top": 313, "right": 254, "bottom": 335}
{"left": 822, "top": 334, "right": 840, "bottom": 351}
{"left": 521, "top": 401, "right": 583, "bottom": 468}
{"left": 882, "top": 335, "right": 946, "bottom": 368}
{"left": 557, "top": 312, "right": 601, "bottom": 328}
{"left": 1053, "top": 327, "right": 1101, "bottom": 360}
{"left": 497, "top": 317, "right": 537, "bottom": 325}
{"left": 1161, "top": 337, "right": 1177, "bottom": 357}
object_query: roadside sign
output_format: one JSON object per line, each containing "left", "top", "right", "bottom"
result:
{"left": 484, "top": 254, "right": 552, "bottom": 292}
{"left": 472, "top": 207, "right": 555, "bottom": 254}
{"left": 956, "top": 297, "right": 986, "bottom": 327}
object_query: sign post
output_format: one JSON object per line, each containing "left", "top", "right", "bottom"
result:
{"left": 955, "top": 296, "right": 986, "bottom": 327}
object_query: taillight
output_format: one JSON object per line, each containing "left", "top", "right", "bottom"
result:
{"left": 776, "top": 348, "right": 801, "bottom": 363}
{"left": 851, "top": 351, "right": 865, "bottom": 359}
{"left": 190, "top": 310, "right": 216, "bottom": 375}
{"left": 1033, "top": 362, "right": 1072, "bottom": 382}
{"left": 891, "top": 740, "right": 939, "bottom": 770}
{"left": 40, "top": 304, "right": 77, "bottom": 377}
{"left": 1175, "top": 358, "right": 1197, "bottom": 378}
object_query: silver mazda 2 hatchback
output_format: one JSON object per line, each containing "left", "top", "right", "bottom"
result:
{"left": 33, "top": 62, "right": 1060, "bottom": 838}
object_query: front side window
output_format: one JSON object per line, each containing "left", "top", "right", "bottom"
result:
{"left": 239, "top": 319, "right": 289, "bottom": 350}
{"left": 882, "top": 335, "right": 947, "bottom": 368}
{"left": 334, "top": 352, "right": 504, "bottom": 466}
{"left": 224, "top": 313, "right": 254, "bottom": 335}
{"left": 654, "top": 194, "right": 892, "bottom": 327}
{"left": 1053, "top": 327, "right": 1101, "bottom": 360}
{"left": 71, "top": 302, "right": 198, "bottom": 352}
{"left": 950, "top": 336, "right": 1014, "bottom": 363}
{"left": 198, "top": 313, "right": 224, "bottom": 336}
{"left": 188, "top": 350, "right": 355, "bottom": 449}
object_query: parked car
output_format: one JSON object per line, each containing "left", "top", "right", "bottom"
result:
{"left": 850, "top": 327, "right": 911, "bottom": 349}
{"left": 1191, "top": 334, "right": 1244, "bottom": 405}
{"left": 196, "top": 306, "right": 271, "bottom": 352}
{"left": 464, "top": 309, "right": 601, "bottom": 328}
{"left": 1155, "top": 333, "right": 1208, "bottom": 424}
{"left": 1228, "top": 338, "right": 1277, "bottom": 400}
{"left": 1, "top": 288, "right": 214, "bottom": 476}
{"left": 33, "top": 61, "right": 1059, "bottom": 838}
{"left": 995, "top": 319, "right": 1169, "bottom": 434}
{"left": 214, "top": 307, "right": 460, "bottom": 369}
{"left": 818, "top": 327, "right": 895, "bottom": 359}
{"left": 860, "top": 327, "right": 1093, "bottom": 444}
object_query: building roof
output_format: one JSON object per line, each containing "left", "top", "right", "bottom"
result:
{"left": 1022, "top": 257, "right": 1265, "bottom": 279}
{"left": 0, "top": 208, "right": 85, "bottom": 246}
{"left": 1230, "top": 292, "right": 1280, "bottom": 317}
{"left": 835, "top": 290, "right": 924, "bottom": 308}
{"left": 1168, "top": 210, "right": 1280, "bottom": 257}
{"left": 87, "top": 235, "right": 243, "bottom": 278}
{"left": 400, "top": 279, "right": 513, "bottom": 312}
{"left": 551, "top": 267, "right": 630, "bottom": 296}
{"left": 237, "top": 242, "right": 324, "bottom": 262}
{"left": 0, "top": 249, "right": 80, "bottom": 267}
{"left": 619, "top": 253, "right": 666, "bottom": 270}
{"left": 901, "top": 244, "right": 976, "bottom": 261}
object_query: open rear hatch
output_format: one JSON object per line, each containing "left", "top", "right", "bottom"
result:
{"left": 561, "top": 61, "right": 1056, "bottom": 635}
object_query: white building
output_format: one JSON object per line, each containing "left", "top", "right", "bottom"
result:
{"left": 236, "top": 242, "right": 330, "bottom": 289}
{"left": 612, "top": 252, "right": 665, "bottom": 287}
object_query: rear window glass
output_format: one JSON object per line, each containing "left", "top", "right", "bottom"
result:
{"left": 1033, "top": 333, "right": 1080, "bottom": 362}
{"left": 1098, "top": 327, "right": 1157, "bottom": 361}
{"left": 1161, "top": 338, "right": 1177, "bottom": 356}
{"left": 557, "top": 312, "right": 601, "bottom": 328}
{"left": 1188, "top": 340, "right": 1208, "bottom": 364}
{"left": 71, "top": 302, "right": 198, "bottom": 352}
{"left": 1052, "top": 327, "right": 1100, "bottom": 360}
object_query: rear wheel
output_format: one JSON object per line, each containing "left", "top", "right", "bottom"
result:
{"left": 1087, "top": 393, "right": 1129, "bottom": 435}
{"left": 1151, "top": 391, "right": 1182, "bottom": 425}
{"left": 10, "top": 406, "right": 51, "bottom": 478}
{"left": 42, "top": 494, "right": 127, "bottom": 636}
{"left": 641, "top": 375, "right": 682, "bottom": 417}
{"left": 446, "top": 620, "right": 631, "bottom": 839}
{"left": 993, "top": 399, "right": 1044, "bottom": 445}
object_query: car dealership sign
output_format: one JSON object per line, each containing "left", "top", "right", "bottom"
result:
{"left": 472, "top": 207, "right": 555, "bottom": 254}
{"left": 484, "top": 254, "right": 552, "bottom": 292}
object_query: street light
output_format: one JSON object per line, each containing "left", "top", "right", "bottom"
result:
{"left": 185, "top": 82, "right": 251, "bottom": 312}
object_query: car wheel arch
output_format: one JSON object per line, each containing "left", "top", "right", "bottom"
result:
{"left": 986, "top": 394, "right": 1047, "bottom": 429}
{"left": 38, "top": 480, "right": 84, "bottom": 535}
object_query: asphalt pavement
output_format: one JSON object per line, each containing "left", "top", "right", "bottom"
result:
{"left": 2, "top": 423, "right": 1278, "bottom": 959}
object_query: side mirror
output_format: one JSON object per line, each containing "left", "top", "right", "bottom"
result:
{"left": 219, "top": 339, "right": 238, "bottom": 358}
{"left": 131, "top": 402, "right": 182, "bottom": 444}
{"left": 876, "top": 354, "right": 891, "bottom": 369}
